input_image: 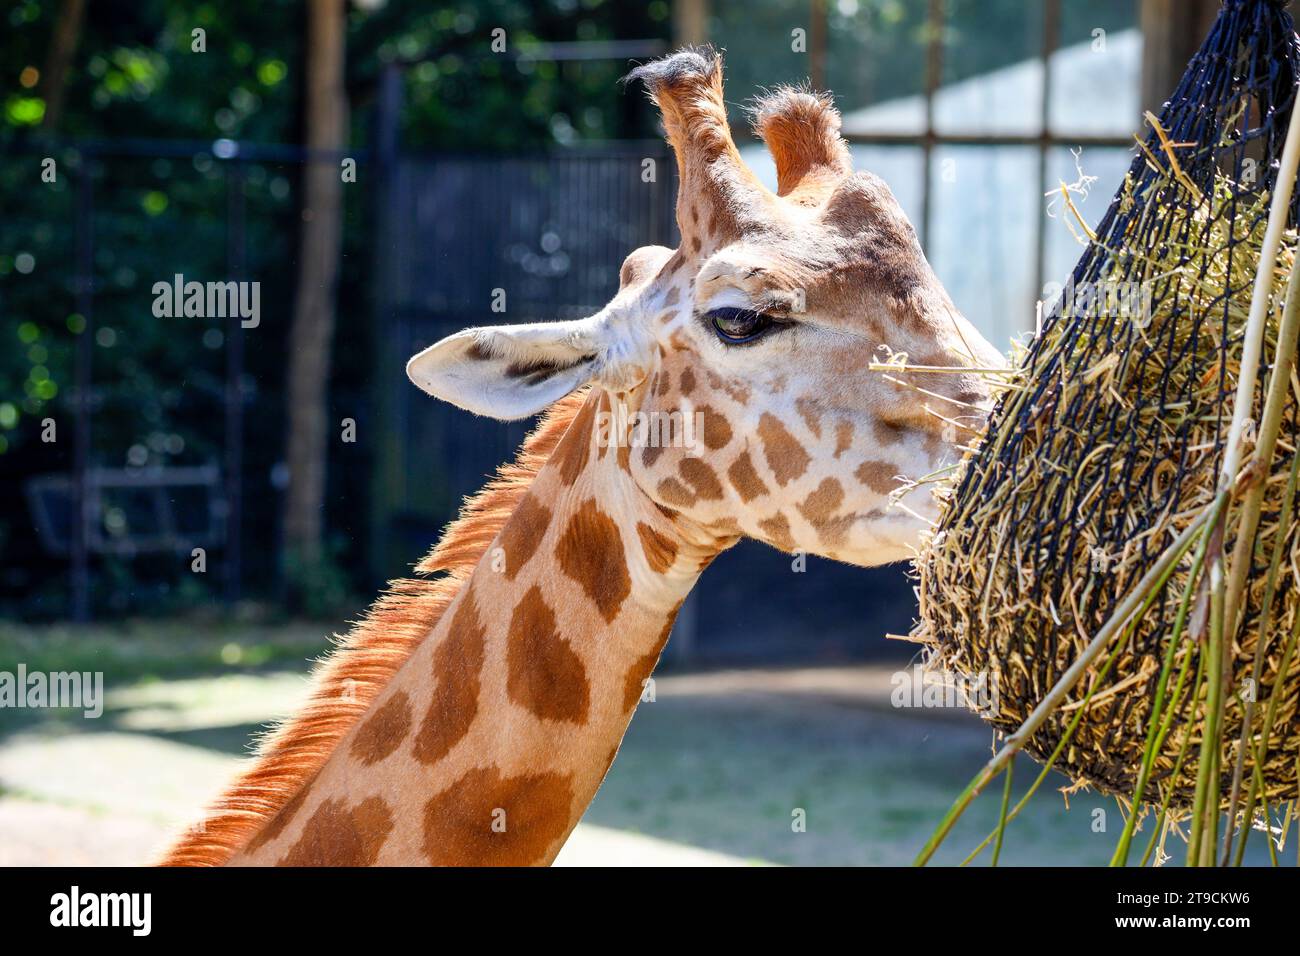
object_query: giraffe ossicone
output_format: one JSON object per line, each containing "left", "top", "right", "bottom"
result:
{"left": 164, "top": 45, "right": 1003, "bottom": 868}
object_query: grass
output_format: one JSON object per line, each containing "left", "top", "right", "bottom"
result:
{"left": 0, "top": 617, "right": 332, "bottom": 685}
{"left": 0, "top": 617, "right": 331, "bottom": 736}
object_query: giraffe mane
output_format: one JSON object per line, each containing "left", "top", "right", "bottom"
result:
{"left": 160, "top": 388, "right": 590, "bottom": 866}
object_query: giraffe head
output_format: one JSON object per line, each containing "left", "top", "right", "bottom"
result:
{"left": 408, "top": 47, "right": 1003, "bottom": 567}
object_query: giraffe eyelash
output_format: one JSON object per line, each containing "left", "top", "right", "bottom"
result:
{"left": 700, "top": 307, "right": 789, "bottom": 345}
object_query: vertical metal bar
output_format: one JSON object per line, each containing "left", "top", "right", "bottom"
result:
{"left": 810, "top": 0, "right": 827, "bottom": 92}
{"left": 921, "top": 0, "right": 944, "bottom": 251}
{"left": 1035, "top": 0, "right": 1061, "bottom": 307}
{"left": 368, "top": 63, "right": 404, "bottom": 586}
{"left": 672, "top": 0, "right": 709, "bottom": 47}
{"left": 71, "top": 157, "right": 94, "bottom": 622}
{"left": 224, "top": 164, "right": 246, "bottom": 604}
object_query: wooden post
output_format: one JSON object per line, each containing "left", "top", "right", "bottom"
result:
{"left": 1140, "top": 0, "right": 1221, "bottom": 117}
{"left": 810, "top": 0, "right": 827, "bottom": 92}
{"left": 38, "top": 0, "right": 85, "bottom": 132}
{"left": 283, "top": 0, "right": 348, "bottom": 598}
{"left": 368, "top": 64, "right": 404, "bottom": 587}
{"left": 673, "top": 0, "right": 709, "bottom": 47}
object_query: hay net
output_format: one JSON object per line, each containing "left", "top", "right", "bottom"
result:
{"left": 915, "top": 0, "right": 1300, "bottom": 805}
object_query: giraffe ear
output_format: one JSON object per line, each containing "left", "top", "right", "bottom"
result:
{"left": 406, "top": 319, "right": 602, "bottom": 420}
{"left": 626, "top": 46, "right": 770, "bottom": 241}
{"left": 750, "top": 87, "right": 852, "bottom": 200}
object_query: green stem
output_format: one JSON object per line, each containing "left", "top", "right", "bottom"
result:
{"left": 958, "top": 535, "right": 1205, "bottom": 868}
{"left": 960, "top": 633, "right": 1131, "bottom": 866}
{"left": 1111, "top": 507, "right": 1218, "bottom": 866}
{"left": 1233, "top": 584, "right": 1300, "bottom": 864}
{"left": 991, "top": 754, "right": 1015, "bottom": 866}
{"left": 1219, "top": 250, "right": 1300, "bottom": 863}
{"left": 916, "top": 491, "right": 1216, "bottom": 866}
{"left": 1190, "top": 540, "right": 1226, "bottom": 867}
{"left": 1139, "top": 652, "right": 1206, "bottom": 867}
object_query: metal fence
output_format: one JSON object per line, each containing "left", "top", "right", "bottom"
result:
{"left": 369, "top": 143, "right": 679, "bottom": 578}
{"left": 0, "top": 134, "right": 368, "bottom": 620}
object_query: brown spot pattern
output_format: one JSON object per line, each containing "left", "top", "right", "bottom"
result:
{"left": 796, "top": 397, "right": 822, "bottom": 438}
{"left": 657, "top": 476, "right": 695, "bottom": 508}
{"left": 678, "top": 458, "right": 724, "bottom": 500}
{"left": 245, "top": 778, "right": 315, "bottom": 853}
{"left": 423, "top": 767, "right": 574, "bottom": 866}
{"left": 506, "top": 585, "right": 589, "bottom": 724}
{"left": 758, "top": 413, "right": 811, "bottom": 486}
{"left": 680, "top": 367, "right": 696, "bottom": 395}
{"left": 495, "top": 492, "right": 551, "bottom": 580}
{"left": 797, "top": 477, "right": 844, "bottom": 523}
{"left": 636, "top": 521, "right": 679, "bottom": 574}
{"left": 621, "top": 611, "right": 677, "bottom": 711}
{"left": 797, "top": 477, "right": 854, "bottom": 548}
{"left": 554, "top": 395, "right": 598, "bottom": 485}
{"left": 641, "top": 442, "right": 666, "bottom": 469}
{"left": 872, "top": 419, "right": 906, "bottom": 447}
{"left": 856, "top": 460, "right": 899, "bottom": 495}
{"left": 351, "top": 690, "right": 413, "bottom": 766}
{"left": 706, "top": 370, "right": 751, "bottom": 404}
{"left": 413, "top": 588, "right": 487, "bottom": 766}
{"left": 556, "top": 502, "right": 632, "bottom": 623}
{"left": 834, "top": 420, "right": 854, "bottom": 458}
{"left": 706, "top": 516, "right": 742, "bottom": 535}
{"left": 600, "top": 746, "right": 620, "bottom": 781}
{"left": 698, "top": 404, "right": 733, "bottom": 450}
{"left": 279, "top": 796, "right": 394, "bottom": 867}
{"left": 727, "top": 450, "right": 769, "bottom": 502}
{"left": 759, "top": 512, "right": 797, "bottom": 552}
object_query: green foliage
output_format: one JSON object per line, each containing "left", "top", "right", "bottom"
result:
{"left": 0, "top": 0, "right": 667, "bottom": 618}
{"left": 280, "top": 540, "right": 356, "bottom": 621}
{"left": 0, "top": 616, "right": 329, "bottom": 689}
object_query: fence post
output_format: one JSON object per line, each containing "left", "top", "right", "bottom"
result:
{"left": 71, "top": 156, "right": 94, "bottom": 622}
{"left": 224, "top": 164, "right": 246, "bottom": 605}
{"left": 368, "top": 63, "right": 405, "bottom": 586}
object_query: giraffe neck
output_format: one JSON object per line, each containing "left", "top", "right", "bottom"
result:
{"left": 230, "top": 390, "right": 721, "bottom": 865}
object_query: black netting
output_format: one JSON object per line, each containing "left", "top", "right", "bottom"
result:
{"left": 920, "top": 0, "right": 1300, "bottom": 804}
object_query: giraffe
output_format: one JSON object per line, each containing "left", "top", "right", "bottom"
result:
{"left": 163, "top": 46, "right": 1003, "bottom": 867}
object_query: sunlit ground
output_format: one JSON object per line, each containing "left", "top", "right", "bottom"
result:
{"left": 0, "top": 622, "right": 1276, "bottom": 866}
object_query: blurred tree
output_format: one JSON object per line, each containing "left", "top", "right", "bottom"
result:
{"left": 0, "top": 0, "right": 668, "bottom": 619}
{"left": 283, "top": 0, "right": 348, "bottom": 607}
{"left": 37, "top": 0, "right": 85, "bottom": 131}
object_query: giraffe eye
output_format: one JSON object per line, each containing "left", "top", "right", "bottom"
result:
{"left": 707, "top": 307, "right": 776, "bottom": 344}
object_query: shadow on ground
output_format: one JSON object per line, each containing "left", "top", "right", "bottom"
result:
{"left": 0, "top": 659, "right": 1277, "bottom": 866}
